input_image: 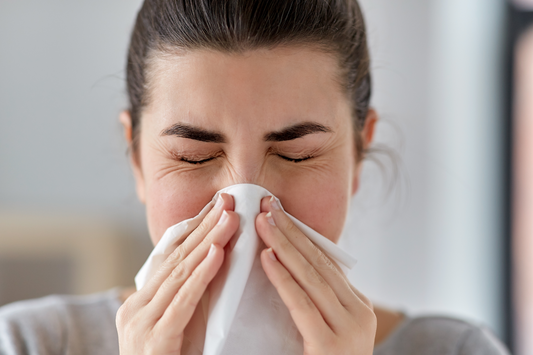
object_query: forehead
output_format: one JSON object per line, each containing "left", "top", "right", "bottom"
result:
{"left": 143, "top": 46, "right": 350, "bottom": 130}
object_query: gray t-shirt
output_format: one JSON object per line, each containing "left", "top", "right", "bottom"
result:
{"left": 0, "top": 289, "right": 509, "bottom": 355}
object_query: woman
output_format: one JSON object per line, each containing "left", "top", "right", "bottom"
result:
{"left": 0, "top": 0, "right": 509, "bottom": 354}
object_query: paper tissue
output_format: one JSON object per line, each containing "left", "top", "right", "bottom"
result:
{"left": 135, "top": 183, "right": 356, "bottom": 355}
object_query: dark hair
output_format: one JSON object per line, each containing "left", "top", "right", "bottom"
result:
{"left": 126, "top": 0, "right": 371, "bottom": 158}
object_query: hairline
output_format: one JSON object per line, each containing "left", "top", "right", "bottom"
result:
{"left": 140, "top": 41, "right": 354, "bottom": 125}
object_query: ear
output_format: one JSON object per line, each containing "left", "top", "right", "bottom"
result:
{"left": 362, "top": 108, "right": 378, "bottom": 149}
{"left": 120, "top": 110, "right": 146, "bottom": 204}
{"left": 351, "top": 108, "right": 378, "bottom": 196}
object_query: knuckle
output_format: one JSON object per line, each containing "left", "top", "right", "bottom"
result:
{"left": 350, "top": 306, "right": 377, "bottom": 333}
{"left": 116, "top": 304, "right": 130, "bottom": 327}
{"left": 279, "top": 270, "right": 294, "bottom": 286}
{"left": 168, "top": 264, "right": 190, "bottom": 284}
{"left": 167, "top": 245, "right": 187, "bottom": 264}
{"left": 277, "top": 235, "right": 293, "bottom": 251}
{"left": 191, "top": 215, "right": 215, "bottom": 241}
{"left": 115, "top": 295, "right": 144, "bottom": 328}
{"left": 361, "top": 303, "right": 377, "bottom": 326}
{"left": 366, "top": 310, "right": 378, "bottom": 330}
{"left": 296, "top": 294, "right": 316, "bottom": 313}
{"left": 305, "top": 266, "right": 328, "bottom": 289}
{"left": 283, "top": 218, "right": 300, "bottom": 235}
{"left": 358, "top": 292, "right": 374, "bottom": 311}
{"left": 349, "top": 283, "right": 374, "bottom": 310}
{"left": 133, "top": 292, "right": 151, "bottom": 308}
{"left": 195, "top": 220, "right": 211, "bottom": 237}
{"left": 198, "top": 230, "right": 213, "bottom": 247}
{"left": 315, "top": 251, "right": 336, "bottom": 273}
{"left": 172, "top": 286, "right": 198, "bottom": 309}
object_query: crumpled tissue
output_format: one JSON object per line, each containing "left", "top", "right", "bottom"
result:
{"left": 135, "top": 183, "right": 356, "bottom": 355}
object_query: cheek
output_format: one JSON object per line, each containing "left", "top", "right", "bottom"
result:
{"left": 269, "top": 162, "right": 352, "bottom": 243}
{"left": 145, "top": 168, "right": 351, "bottom": 246}
{"left": 268, "top": 138, "right": 356, "bottom": 243}
{"left": 144, "top": 175, "right": 218, "bottom": 245}
{"left": 277, "top": 181, "right": 350, "bottom": 243}
{"left": 140, "top": 139, "right": 356, "bottom": 245}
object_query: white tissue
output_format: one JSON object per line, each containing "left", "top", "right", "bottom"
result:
{"left": 135, "top": 183, "right": 356, "bottom": 355}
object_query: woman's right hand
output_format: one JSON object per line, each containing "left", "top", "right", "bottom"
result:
{"left": 116, "top": 193, "right": 239, "bottom": 355}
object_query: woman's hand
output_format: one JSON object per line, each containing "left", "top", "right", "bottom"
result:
{"left": 256, "top": 196, "right": 377, "bottom": 355}
{"left": 116, "top": 193, "right": 239, "bottom": 355}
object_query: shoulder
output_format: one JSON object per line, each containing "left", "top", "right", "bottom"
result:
{"left": 0, "top": 289, "right": 122, "bottom": 355}
{"left": 374, "top": 315, "right": 510, "bottom": 355}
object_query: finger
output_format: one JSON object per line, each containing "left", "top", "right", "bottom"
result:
{"left": 260, "top": 248, "right": 333, "bottom": 342}
{"left": 265, "top": 196, "right": 362, "bottom": 313}
{"left": 155, "top": 244, "right": 225, "bottom": 342}
{"left": 144, "top": 209, "right": 239, "bottom": 319}
{"left": 256, "top": 211, "right": 348, "bottom": 328}
{"left": 136, "top": 193, "right": 234, "bottom": 304}
{"left": 348, "top": 283, "right": 374, "bottom": 312}
{"left": 179, "top": 193, "right": 235, "bottom": 255}
{"left": 260, "top": 195, "right": 272, "bottom": 213}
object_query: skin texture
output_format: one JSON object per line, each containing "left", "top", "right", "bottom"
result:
{"left": 132, "top": 47, "right": 367, "bottom": 244}
{"left": 116, "top": 46, "right": 393, "bottom": 354}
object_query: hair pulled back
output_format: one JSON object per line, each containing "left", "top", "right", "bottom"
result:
{"left": 126, "top": 0, "right": 371, "bottom": 157}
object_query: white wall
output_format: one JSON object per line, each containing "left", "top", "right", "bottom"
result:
{"left": 341, "top": 0, "right": 433, "bottom": 316}
{"left": 0, "top": 0, "right": 145, "bottom": 230}
{"left": 342, "top": 0, "right": 505, "bottom": 337}
{"left": 426, "top": 0, "right": 505, "bottom": 335}
{"left": 0, "top": 0, "right": 506, "bottom": 337}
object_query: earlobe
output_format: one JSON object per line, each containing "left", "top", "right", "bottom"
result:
{"left": 119, "top": 110, "right": 146, "bottom": 204}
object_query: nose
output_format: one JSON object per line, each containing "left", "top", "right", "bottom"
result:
{"left": 226, "top": 151, "right": 266, "bottom": 185}
{"left": 213, "top": 141, "right": 270, "bottom": 189}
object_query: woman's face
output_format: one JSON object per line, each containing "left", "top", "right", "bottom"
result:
{"left": 125, "top": 46, "right": 374, "bottom": 245}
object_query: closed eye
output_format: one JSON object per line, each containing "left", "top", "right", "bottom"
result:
{"left": 180, "top": 157, "right": 216, "bottom": 165}
{"left": 178, "top": 154, "right": 313, "bottom": 164}
{"left": 278, "top": 155, "right": 313, "bottom": 163}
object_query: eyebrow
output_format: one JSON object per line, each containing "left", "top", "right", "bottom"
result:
{"left": 160, "top": 122, "right": 332, "bottom": 143}
{"left": 264, "top": 122, "right": 332, "bottom": 142}
{"left": 161, "top": 124, "right": 226, "bottom": 143}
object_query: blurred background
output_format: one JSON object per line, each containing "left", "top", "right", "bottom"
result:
{"left": 0, "top": 0, "right": 532, "bottom": 353}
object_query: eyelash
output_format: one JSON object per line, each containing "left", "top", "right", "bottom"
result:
{"left": 180, "top": 157, "right": 216, "bottom": 165}
{"left": 179, "top": 154, "right": 313, "bottom": 165}
{"left": 278, "top": 155, "right": 313, "bottom": 163}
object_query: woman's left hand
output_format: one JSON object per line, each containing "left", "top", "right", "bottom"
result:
{"left": 255, "top": 196, "right": 377, "bottom": 355}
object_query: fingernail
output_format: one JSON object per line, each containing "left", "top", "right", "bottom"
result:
{"left": 217, "top": 210, "right": 228, "bottom": 225}
{"left": 270, "top": 196, "right": 280, "bottom": 210}
{"left": 266, "top": 212, "right": 276, "bottom": 226}
{"left": 266, "top": 248, "right": 277, "bottom": 262}
{"left": 208, "top": 244, "right": 216, "bottom": 257}
{"left": 215, "top": 195, "right": 224, "bottom": 209}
